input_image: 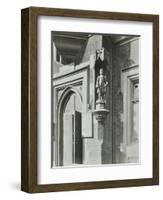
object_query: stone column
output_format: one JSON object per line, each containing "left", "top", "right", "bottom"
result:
{"left": 93, "top": 54, "right": 109, "bottom": 164}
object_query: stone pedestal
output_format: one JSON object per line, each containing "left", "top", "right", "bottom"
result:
{"left": 93, "top": 101, "right": 109, "bottom": 163}
{"left": 94, "top": 108, "right": 109, "bottom": 140}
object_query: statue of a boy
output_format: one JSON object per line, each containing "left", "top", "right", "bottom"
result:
{"left": 96, "top": 68, "right": 108, "bottom": 103}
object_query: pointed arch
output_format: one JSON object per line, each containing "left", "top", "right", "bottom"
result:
{"left": 55, "top": 86, "right": 82, "bottom": 166}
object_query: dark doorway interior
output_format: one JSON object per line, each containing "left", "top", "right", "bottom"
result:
{"left": 62, "top": 94, "right": 82, "bottom": 166}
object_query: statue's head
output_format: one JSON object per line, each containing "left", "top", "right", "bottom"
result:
{"left": 99, "top": 68, "right": 104, "bottom": 75}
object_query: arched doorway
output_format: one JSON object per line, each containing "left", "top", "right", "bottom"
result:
{"left": 56, "top": 87, "right": 82, "bottom": 166}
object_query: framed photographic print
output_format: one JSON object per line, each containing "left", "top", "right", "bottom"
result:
{"left": 21, "top": 7, "right": 159, "bottom": 193}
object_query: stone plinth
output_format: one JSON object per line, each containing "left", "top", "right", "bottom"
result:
{"left": 95, "top": 101, "right": 105, "bottom": 110}
{"left": 94, "top": 108, "right": 109, "bottom": 140}
{"left": 93, "top": 102, "right": 109, "bottom": 164}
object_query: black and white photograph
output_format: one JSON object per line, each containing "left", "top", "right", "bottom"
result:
{"left": 51, "top": 32, "right": 140, "bottom": 167}
{"left": 20, "top": 6, "right": 159, "bottom": 193}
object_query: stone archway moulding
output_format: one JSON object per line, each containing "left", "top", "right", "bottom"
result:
{"left": 54, "top": 68, "right": 88, "bottom": 166}
{"left": 52, "top": 63, "right": 93, "bottom": 166}
{"left": 56, "top": 86, "right": 82, "bottom": 166}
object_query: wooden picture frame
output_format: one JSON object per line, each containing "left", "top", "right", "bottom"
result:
{"left": 21, "top": 7, "right": 159, "bottom": 193}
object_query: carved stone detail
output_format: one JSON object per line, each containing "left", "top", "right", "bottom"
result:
{"left": 96, "top": 68, "right": 108, "bottom": 104}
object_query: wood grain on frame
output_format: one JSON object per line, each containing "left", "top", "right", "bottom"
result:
{"left": 21, "top": 7, "right": 159, "bottom": 193}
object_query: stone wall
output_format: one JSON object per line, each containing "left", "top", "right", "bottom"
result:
{"left": 52, "top": 34, "right": 139, "bottom": 166}
{"left": 102, "top": 36, "right": 113, "bottom": 164}
{"left": 112, "top": 38, "right": 139, "bottom": 163}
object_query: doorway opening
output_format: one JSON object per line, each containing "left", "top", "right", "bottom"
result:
{"left": 57, "top": 88, "right": 82, "bottom": 166}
